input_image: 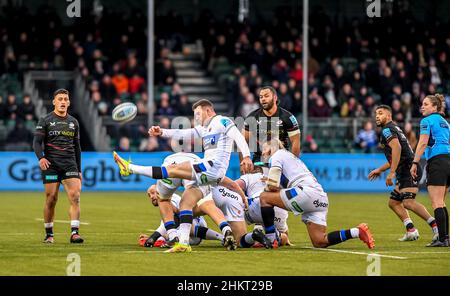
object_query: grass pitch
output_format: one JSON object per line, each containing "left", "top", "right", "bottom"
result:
{"left": 0, "top": 192, "right": 449, "bottom": 276}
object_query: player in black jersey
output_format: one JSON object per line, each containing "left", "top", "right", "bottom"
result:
{"left": 368, "top": 105, "right": 438, "bottom": 242}
{"left": 33, "top": 89, "right": 83, "bottom": 244}
{"left": 243, "top": 86, "right": 300, "bottom": 165}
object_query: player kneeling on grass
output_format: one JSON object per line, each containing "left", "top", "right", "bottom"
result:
{"left": 139, "top": 186, "right": 223, "bottom": 248}
{"left": 208, "top": 184, "right": 291, "bottom": 249}
{"left": 113, "top": 99, "right": 252, "bottom": 253}
{"left": 259, "top": 139, "right": 375, "bottom": 249}
{"left": 124, "top": 152, "right": 237, "bottom": 252}
{"left": 369, "top": 105, "right": 438, "bottom": 243}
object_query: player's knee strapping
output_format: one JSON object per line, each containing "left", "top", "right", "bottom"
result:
{"left": 389, "top": 190, "right": 402, "bottom": 201}
{"left": 164, "top": 221, "right": 177, "bottom": 231}
{"left": 400, "top": 192, "right": 416, "bottom": 200}
{"left": 179, "top": 210, "right": 193, "bottom": 224}
{"left": 194, "top": 225, "right": 207, "bottom": 239}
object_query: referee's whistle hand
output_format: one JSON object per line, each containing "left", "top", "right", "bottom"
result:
{"left": 39, "top": 158, "right": 51, "bottom": 170}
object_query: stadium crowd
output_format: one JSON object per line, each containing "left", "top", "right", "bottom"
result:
{"left": 0, "top": 2, "right": 449, "bottom": 152}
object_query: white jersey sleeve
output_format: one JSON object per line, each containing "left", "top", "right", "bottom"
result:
{"left": 269, "top": 149, "right": 323, "bottom": 190}
{"left": 161, "top": 126, "right": 204, "bottom": 140}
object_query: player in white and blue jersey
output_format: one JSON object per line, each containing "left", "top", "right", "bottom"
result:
{"left": 259, "top": 139, "right": 375, "bottom": 249}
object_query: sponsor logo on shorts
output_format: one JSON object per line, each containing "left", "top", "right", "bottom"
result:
{"left": 218, "top": 187, "right": 239, "bottom": 200}
{"left": 45, "top": 175, "right": 58, "bottom": 180}
{"left": 291, "top": 201, "right": 303, "bottom": 213}
{"left": 66, "top": 172, "right": 79, "bottom": 176}
{"left": 162, "top": 179, "right": 173, "bottom": 185}
{"left": 200, "top": 174, "right": 208, "bottom": 184}
{"left": 313, "top": 199, "right": 328, "bottom": 208}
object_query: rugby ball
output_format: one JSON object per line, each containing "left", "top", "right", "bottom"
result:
{"left": 112, "top": 102, "right": 137, "bottom": 123}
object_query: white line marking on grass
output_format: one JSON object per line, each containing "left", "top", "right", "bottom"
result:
{"left": 378, "top": 251, "right": 450, "bottom": 255}
{"left": 303, "top": 247, "right": 408, "bottom": 260}
{"left": 35, "top": 218, "right": 90, "bottom": 225}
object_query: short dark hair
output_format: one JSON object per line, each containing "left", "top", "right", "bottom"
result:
{"left": 375, "top": 104, "right": 392, "bottom": 113}
{"left": 259, "top": 86, "right": 277, "bottom": 97}
{"left": 53, "top": 88, "right": 69, "bottom": 99}
{"left": 192, "top": 99, "right": 214, "bottom": 111}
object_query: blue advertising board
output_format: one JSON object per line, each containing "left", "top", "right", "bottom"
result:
{"left": 0, "top": 152, "right": 397, "bottom": 192}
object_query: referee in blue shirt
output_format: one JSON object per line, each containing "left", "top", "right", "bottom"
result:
{"left": 411, "top": 94, "right": 450, "bottom": 247}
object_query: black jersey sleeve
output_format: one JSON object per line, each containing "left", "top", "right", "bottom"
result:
{"left": 74, "top": 119, "right": 81, "bottom": 172}
{"left": 244, "top": 109, "right": 259, "bottom": 131}
{"left": 381, "top": 126, "right": 397, "bottom": 144}
{"left": 33, "top": 117, "right": 46, "bottom": 160}
{"left": 281, "top": 109, "right": 300, "bottom": 132}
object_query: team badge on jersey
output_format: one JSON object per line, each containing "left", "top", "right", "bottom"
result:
{"left": 289, "top": 115, "right": 298, "bottom": 127}
{"left": 220, "top": 118, "right": 231, "bottom": 127}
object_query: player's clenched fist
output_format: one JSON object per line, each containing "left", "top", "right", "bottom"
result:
{"left": 148, "top": 126, "right": 162, "bottom": 137}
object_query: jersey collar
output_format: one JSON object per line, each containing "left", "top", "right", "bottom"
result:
{"left": 53, "top": 111, "right": 68, "bottom": 119}
{"left": 423, "top": 112, "right": 443, "bottom": 119}
{"left": 204, "top": 114, "right": 218, "bottom": 128}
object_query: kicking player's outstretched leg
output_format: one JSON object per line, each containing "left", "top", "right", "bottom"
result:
{"left": 113, "top": 151, "right": 193, "bottom": 180}
{"left": 306, "top": 222, "right": 375, "bottom": 249}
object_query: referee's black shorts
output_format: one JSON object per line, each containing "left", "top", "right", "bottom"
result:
{"left": 41, "top": 159, "right": 80, "bottom": 184}
{"left": 426, "top": 154, "right": 450, "bottom": 187}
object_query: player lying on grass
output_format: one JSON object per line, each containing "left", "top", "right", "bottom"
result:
{"left": 259, "top": 139, "right": 375, "bottom": 249}
{"left": 369, "top": 105, "right": 438, "bottom": 243}
{"left": 128, "top": 152, "right": 237, "bottom": 252}
{"left": 207, "top": 166, "right": 292, "bottom": 248}
{"left": 139, "top": 187, "right": 223, "bottom": 248}
{"left": 113, "top": 99, "right": 251, "bottom": 253}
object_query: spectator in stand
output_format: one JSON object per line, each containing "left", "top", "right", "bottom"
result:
{"left": 156, "top": 93, "right": 176, "bottom": 116}
{"left": 354, "top": 121, "right": 378, "bottom": 153}
{"left": 17, "top": 94, "right": 35, "bottom": 121}
{"left": 170, "top": 83, "right": 183, "bottom": 105}
{"left": 139, "top": 136, "right": 160, "bottom": 152}
{"left": 289, "top": 60, "right": 303, "bottom": 82}
{"left": 5, "top": 94, "right": 18, "bottom": 119}
{"left": 240, "top": 93, "right": 259, "bottom": 117}
{"left": 158, "top": 117, "right": 172, "bottom": 151}
{"left": 111, "top": 72, "right": 129, "bottom": 95}
{"left": 309, "top": 96, "right": 331, "bottom": 118}
{"left": 100, "top": 75, "right": 117, "bottom": 103}
{"left": 391, "top": 99, "right": 404, "bottom": 123}
{"left": 271, "top": 58, "right": 290, "bottom": 83}
{"left": 278, "top": 83, "right": 293, "bottom": 110}
{"left": 404, "top": 122, "right": 418, "bottom": 150}
{"left": 6, "top": 120, "right": 33, "bottom": 149}
{"left": 0, "top": 96, "right": 6, "bottom": 119}
{"left": 304, "top": 135, "right": 320, "bottom": 153}
{"left": 157, "top": 58, "right": 176, "bottom": 86}
{"left": 116, "top": 136, "right": 131, "bottom": 152}
{"left": 176, "top": 94, "right": 192, "bottom": 116}
{"left": 129, "top": 73, "right": 145, "bottom": 95}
